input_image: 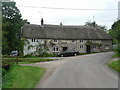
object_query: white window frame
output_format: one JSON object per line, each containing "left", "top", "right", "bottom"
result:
{"left": 80, "top": 40, "right": 83, "bottom": 43}
{"left": 53, "top": 39, "right": 58, "bottom": 43}
{"left": 105, "top": 45, "right": 110, "bottom": 50}
{"left": 53, "top": 47, "right": 59, "bottom": 52}
{"left": 32, "top": 39, "right": 36, "bottom": 42}
{"left": 80, "top": 45, "right": 83, "bottom": 49}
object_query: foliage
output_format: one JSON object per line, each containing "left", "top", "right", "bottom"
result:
{"left": 109, "top": 20, "right": 120, "bottom": 44}
{"left": 35, "top": 40, "right": 49, "bottom": 56}
{"left": 49, "top": 40, "right": 55, "bottom": 46}
{"left": 113, "top": 45, "right": 120, "bottom": 57}
{"left": 28, "top": 45, "right": 34, "bottom": 50}
{"left": 23, "top": 53, "right": 35, "bottom": 58}
{"left": 109, "top": 20, "right": 120, "bottom": 56}
{"left": 2, "top": 65, "right": 46, "bottom": 88}
{"left": 108, "top": 60, "right": 120, "bottom": 73}
{"left": 85, "top": 40, "right": 102, "bottom": 46}
{"left": 20, "top": 38, "right": 30, "bottom": 56}
{"left": 3, "top": 57, "right": 54, "bottom": 64}
{"left": 39, "top": 52, "right": 57, "bottom": 57}
{"left": 112, "top": 53, "right": 120, "bottom": 58}
{"left": 2, "top": 68, "right": 7, "bottom": 76}
{"left": 2, "top": 1, "right": 29, "bottom": 55}
{"left": 85, "top": 21, "right": 107, "bottom": 32}
{"left": 85, "top": 40, "right": 93, "bottom": 45}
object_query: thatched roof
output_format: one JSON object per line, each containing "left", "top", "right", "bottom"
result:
{"left": 22, "top": 24, "right": 112, "bottom": 40}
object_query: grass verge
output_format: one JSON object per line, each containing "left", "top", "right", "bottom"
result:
{"left": 108, "top": 60, "right": 120, "bottom": 73}
{"left": 112, "top": 53, "right": 120, "bottom": 58}
{"left": 2, "top": 65, "right": 46, "bottom": 88}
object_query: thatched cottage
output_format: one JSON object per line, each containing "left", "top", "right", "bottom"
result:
{"left": 21, "top": 19, "right": 112, "bottom": 55}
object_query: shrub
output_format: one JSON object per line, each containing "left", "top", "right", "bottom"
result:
{"left": 39, "top": 52, "right": 57, "bottom": 57}
{"left": 2, "top": 68, "right": 7, "bottom": 76}
{"left": 2, "top": 58, "right": 23, "bottom": 70}
{"left": 23, "top": 53, "right": 36, "bottom": 58}
{"left": 114, "top": 45, "right": 120, "bottom": 57}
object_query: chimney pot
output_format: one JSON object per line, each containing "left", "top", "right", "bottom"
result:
{"left": 41, "top": 18, "right": 44, "bottom": 26}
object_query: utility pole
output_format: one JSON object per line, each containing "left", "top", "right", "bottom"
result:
{"left": 118, "top": 1, "right": 120, "bottom": 20}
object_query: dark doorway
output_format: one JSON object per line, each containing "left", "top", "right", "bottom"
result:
{"left": 86, "top": 45, "right": 91, "bottom": 53}
{"left": 63, "top": 47, "right": 68, "bottom": 52}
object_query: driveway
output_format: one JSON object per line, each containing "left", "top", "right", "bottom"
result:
{"left": 21, "top": 52, "right": 118, "bottom": 88}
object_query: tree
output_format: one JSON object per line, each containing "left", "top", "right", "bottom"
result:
{"left": 2, "top": 1, "right": 29, "bottom": 55}
{"left": 85, "top": 21, "right": 107, "bottom": 32}
{"left": 109, "top": 20, "right": 120, "bottom": 56}
{"left": 109, "top": 20, "right": 120, "bottom": 44}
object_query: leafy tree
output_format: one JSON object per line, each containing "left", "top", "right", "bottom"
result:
{"left": 109, "top": 20, "right": 120, "bottom": 44}
{"left": 85, "top": 21, "right": 107, "bottom": 32}
{"left": 2, "top": 1, "right": 29, "bottom": 55}
{"left": 109, "top": 20, "right": 120, "bottom": 56}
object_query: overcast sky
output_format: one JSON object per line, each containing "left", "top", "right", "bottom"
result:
{"left": 14, "top": 0, "right": 119, "bottom": 29}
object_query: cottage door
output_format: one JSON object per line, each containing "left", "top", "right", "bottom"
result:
{"left": 86, "top": 45, "right": 91, "bottom": 53}
{"left": 63, "top": 47, "right": 68, "bottom": 52}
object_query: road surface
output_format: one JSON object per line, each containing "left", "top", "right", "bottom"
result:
{"left": 41, "top": 52, "right": 118, "bottom": 88}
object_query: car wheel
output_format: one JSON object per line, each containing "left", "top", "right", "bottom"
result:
{"left": 74, "top": 53, "right": 77, "bottom": 56}
{"left": 61, "top": 55, "right": 64, "bottom": 57}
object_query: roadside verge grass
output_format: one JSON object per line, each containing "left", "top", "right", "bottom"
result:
{"left": 2, "top": 65, "right": 46, "bottom": 88}
{"left": 108, "top": 60, "right": 120, "bottom": 73}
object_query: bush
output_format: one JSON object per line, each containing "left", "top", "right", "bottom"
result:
{"left": 23, "top": 53, "right": 36, "bottom": 58}
{"left": 38, "top": 52, "right": 57, "bottom": 57}
{"left": 43, "top": 53, "right": 56, "bottom": 57}
{"left": 2, "top": 58, "right": 23, "bottom": 70}
{"left": 114, "top": 45, "right": 120, "bottom": 57}
{"left": 2, "top": 68, "right": 7, "bottom": 76}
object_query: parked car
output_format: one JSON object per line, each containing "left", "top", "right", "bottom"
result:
{"left": 10, "top": 51, "right": 18, "bottom": 56}
{"left": 57, "top": 50, "right": 79, "bottom": 57}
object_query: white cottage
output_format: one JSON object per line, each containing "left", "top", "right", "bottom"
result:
{"left": 21, "top": 19, "right": 112, "bottom": 55}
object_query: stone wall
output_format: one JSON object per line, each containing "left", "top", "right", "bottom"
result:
{"left": 23, "top": 39, "right": 112, "bottom": 55}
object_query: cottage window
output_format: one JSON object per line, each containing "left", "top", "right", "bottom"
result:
{"left": 80, "top": 45, "right": 83, "bottom": 49}
{"left": 32, "top": 39, "right": 35, "bottom": 42}
{"left": 34, "top": 39, "right": 35, "bottom": 42}
{"left": 80, "top": 40, "right": 83, "bottom": 43}
{"left": 93, "top": 45, "right": 96, "bottom": 48}
{"left": 32, "top": 39, "right": 33, "bottom": 42}
{"left": 105, "top": 45, "right": 110, "bottom": 50}
{"left": 53, "top": 39, "right": 58, "bottom": 42}
{"left": 53, "top": 47, "right": 59, "bottom": 51}
{"left": 56, "top": 47, "right": 58, "bottom": 51}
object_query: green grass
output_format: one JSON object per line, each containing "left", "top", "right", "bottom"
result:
{"left": 2, "top": 65, "right": 46, "bottom": 88}
{"left": 108, "top": 60, "right": 120, "bottom": 73}
{"left": 112, "top": 53, "right": 120, "bottom": 58}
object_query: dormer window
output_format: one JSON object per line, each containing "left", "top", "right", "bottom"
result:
{"left": 32, "top": 39, "right": 35, "bottom": 42}
{"left": 53, "top": 39, "right": 58, "bottom": 42}
{"left": 72, "top": 40, "right": 75, "bottom": 42}
{"left": 80, "top": 40, "right": 83, "bottom": 43}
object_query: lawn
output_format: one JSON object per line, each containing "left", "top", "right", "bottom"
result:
{"left": 2, "top": 65, "right": 46, "bottom": 88}
{"left": 108, "top": 60, "right": 120, "bottom": 73}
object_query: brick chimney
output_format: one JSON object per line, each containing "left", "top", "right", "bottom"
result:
{"left": 41, "top": 18, "right": 44, "bottom": 26}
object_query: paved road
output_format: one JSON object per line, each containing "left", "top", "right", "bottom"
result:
{"left": 41, "top": 52, "right": 118, "bottom": 88}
